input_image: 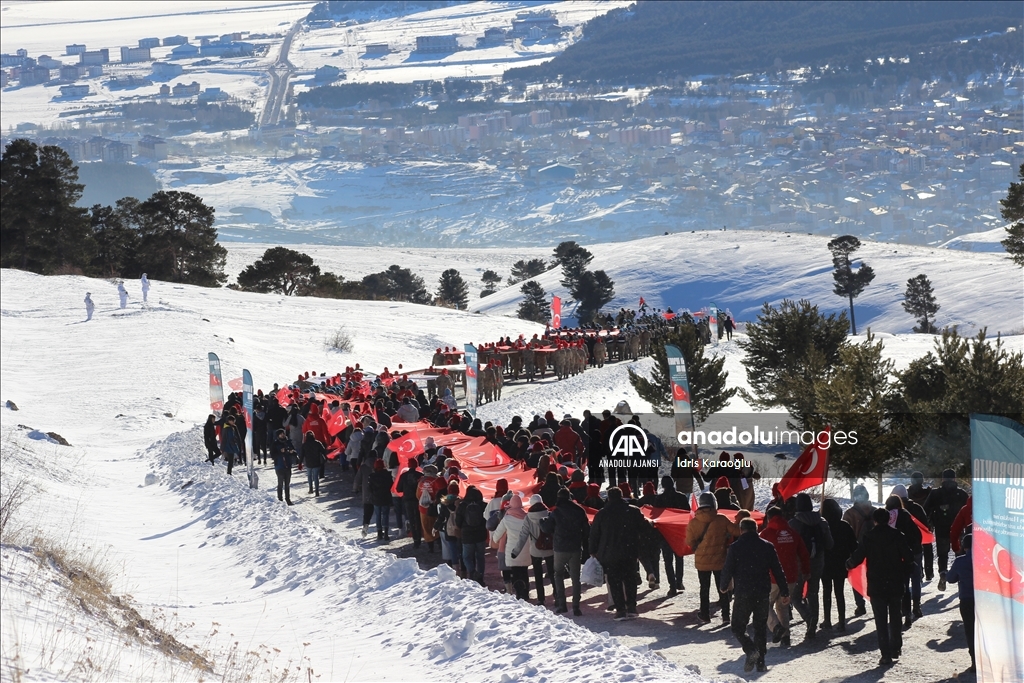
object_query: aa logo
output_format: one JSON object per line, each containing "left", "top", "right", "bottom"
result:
{"left": 609, "top": 424, "right": 648, "bottom": 459}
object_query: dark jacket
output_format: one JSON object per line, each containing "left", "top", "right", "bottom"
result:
{"left": 589, "top": 498, "right": 646, "bottom": 566}
{"left": 822, "top": 516, "right": 859, "bottom": 580}
{"left": 655, "top": 482, "right": 690, "bottom": 511}
{"left": 925, "top": 481, "right": 969, "bottom": 536}
{"left": 541, "top": 499, "right": 591, "bottom": 554}
{"left": 539, "top": 473, "right": 561, "bottom": 508}
{"left": 301, "top": 437, "right": 327, "bottom": 469}
{"left": 204, "top": 421, "right": 219, "bottom": 451}
{"left": 399, "top": 468, "right": 423, "bottom": 500}
{"left": 892, "top": 508, "right": 923, "bottom": 555}
{"left": 946, "top": 551, "right": 974, "bottom": 604}
{"left": 270, "top": 437, "right": 295, "bottom": 470}
{"left": 847, "top": 523, "right": 914, "bottom": 599}
{"left": 368, "top": 469, "right": 395, "bottom": 507}
{"left": 721, "top": 530, "right": 789, "bottom": 598}
{"left": 455, "top": 489, "right": 488, "bottom": 544}
{"left": 789, "top": 510, "right": 834, "bottom": 565}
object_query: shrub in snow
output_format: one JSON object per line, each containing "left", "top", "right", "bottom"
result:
{"left": 324, "top": 326, "right": 353, "bottom": 353}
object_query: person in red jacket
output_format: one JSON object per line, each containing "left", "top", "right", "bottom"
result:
{"left": 302, "top": 402, "right": 330, "bottom": 445}
{"left": 760, "top": 507, "right": 809, "bottom": 647}
{"left": 950, "top": 496, "right": 972, "bottom": 555}
{"left": 553, "top": 420, "right": 584, "bottom": 464}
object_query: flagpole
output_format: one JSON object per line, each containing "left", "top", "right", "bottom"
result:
{"left": 820, "top": 426, "right": 831, "bottom": 507}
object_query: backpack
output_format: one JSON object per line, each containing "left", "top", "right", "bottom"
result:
{"left": 533, "top": 517, "right": 554, "bottom": 551}
{"left": 463, "top": 500, "right": 485, "bottom": 529}
{"left": 799, "top": 520, "right": 824, "bottom": 559}
{"left": 445, "top": 508, "right": 462, "bottom": 538}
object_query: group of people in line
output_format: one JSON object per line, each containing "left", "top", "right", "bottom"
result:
{"left": 84, "top": 274, "right": 149, "bottom": 320}
{"left": 202, "top": 366, "right": 974, "bottom": 673}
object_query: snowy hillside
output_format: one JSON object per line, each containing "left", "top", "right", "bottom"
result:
{"left": 0, "top": 268, "right": 688, "bottom": 682}
{"left": 222, "top": 231, "right": 1024, "bottom": 336}
{"left": 938, "top": 225, "right": 1010, "bottom": 253}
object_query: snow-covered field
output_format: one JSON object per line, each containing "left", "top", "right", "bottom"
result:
{"left": 222, "top": 230, "right": 1024, "bottom": 336}
{"left": 3, "top": 266, "right": 1008, "bottom": 682}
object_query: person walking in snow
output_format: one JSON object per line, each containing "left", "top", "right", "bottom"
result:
{"left": 117, "top": 281, "right": 129, "bottom": 309}
{"left": 924, "top": 469, "right": 969, "bottom": 592}
{"left": 140, "top": 273, "right": 150, "bottom": 302}
{"left": 542, "top": 487, "right": 590, "bottom": 615}
{"left": 511, "top": 493, "right": 555, "bottom": 606}
{"left": 301, "top": 431, "right": 326, "bottom": 497}
{"left": 788, "top": 492, "right": 834, "bottom": 642}
{"left": 821, "top": 498, "right": 858, "bottom": 632}
{"left": 84, "top": 292, "right": 95, "bottom": 321}
{"left": 946, "top": 533, "right": 975, "bottom": 673}
{"left": 589, "top": 486, "right": 647, "bottom": 620}
{"left": 686, "top": 491, "right": 741, "bottom": 624}
{"left": 270, "top": 429, "right": 296, "bottom": 505}
{"left": 204, "top": 414, "right": 220, "bottom": 464}
{"left": 219, "top": 416, "right": 241, "bottom": 475}
{"left": 368, "top": 459, "right": 395, "bottom": 541}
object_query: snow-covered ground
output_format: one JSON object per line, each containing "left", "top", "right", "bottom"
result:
{"left": 3, "top": 266, "right": 1005, "bottom": 682}
{"left": 290, "top": 1, "right": 629, "bottom": 83}
{"left": 938, "top": 225, "right": 1011, "bottom": 253}
{"left": 220, "top": 229, "right": 1024, "bottom": 336}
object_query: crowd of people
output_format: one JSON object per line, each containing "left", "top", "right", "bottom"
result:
{"left": 202, "top": 362, "right": 974, "bottom": 673}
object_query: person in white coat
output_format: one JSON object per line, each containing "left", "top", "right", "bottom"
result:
{"left": 140, "top": 273, "right": 150, "bottom": 303}
{"left": 84, "top": 292, "right": 95, "bottom": 321}
{"left": 117, "top": 282, "right": 129, "bottom": 309}
{"left": 491, "top": 493, "right": 532, "bottom": 601}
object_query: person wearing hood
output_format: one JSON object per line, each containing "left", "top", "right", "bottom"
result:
{"left": 269, "top": 429, "right": 296, "bottom": 505}
{"left": 512, "top": 494, "right": 556, "bottom": 606}
{"left": 567, "top": 470, "right": 588, "bottom": 505}
{"left": 140, "top": 273, "right": 150, "bottom": 302}
{"left": 542, "top": 488, "right": 590, "bottom": 615}
{"left": 441, "top": 388, "right": 457, "bottom": 412}
{"left": 219, "top": 415, "right": 242, "bottom": 476}
{"left": 539, "top": 471, "right": 561, "bottom": 507}
{"left": 456, "top": 486, "right": 488, "bottom": 584}
{"left": 788, "top": 492, "right": 834, "bottom": 641}
{"left": 842, "top": 484, "right": 876, "bottom": 617}
{"left": 820, "top": 498, "right": 858, "bottom": 632}
{"left": 204, "top": 414, "right": 220, "bottom": 464}
{"left": 893, "top": 483, "right": 929, "bottom": 617}
{"left": 846, "top": 508, "right": 914, "bottom": 667}
{"left": 761, "top": 507, "right": 809, "bottom": 647}
{"left": 885, "top": 495, "right": 922, "bottom": 628}
{"left": 117, "top": 281, "right": 129, "bottom": 309}
{"left": 415, "top": 465, "right": 446, "bottom": 552}
{"left": 354, "top": 448, "right": 377, "bottom": 536}
{"left": 398, "top": 458, "right": 424, "bottom": 548}
{"left": 924, "top": 469, "right": 969, "bottom": 592}
{"left": 656, "top": 476, "right": 689, "bottom": 596}
{"left": 492, "top": 494, "right": 532, "bottom": 600}
{"left": 907, "top": 472, "right": 934, "bottom": 580}
{"left": 396, "top": 397, "right": 419, "bottom": 423}
{"left": 301, "top": 431, "right": 327, "bottom": 497}
{"left": 84, "top": 292, "right": 95, "bottom": 321}
{"left": 686, "top": 491, "right": 742, "bottom": 624}
{"left": 589, "top": 486, "right": 648, "bottom": 620}
{"left": 670, "top": 447, "right": 705, "bottom": 496}
{"left": 582, "top": 483, "right": 604, "bottom": 510}
{"left": 345, "top": 428, "right": 365, "bottom": 471}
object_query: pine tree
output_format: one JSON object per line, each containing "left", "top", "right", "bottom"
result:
{"left": 0, "top": 139, "right": 92, "bottom": 274}
{"left": 627, "top": 324, "right": 736, "bottom": 424}
{"left": 738, "top": 299, "right": 850, "bottom": 430}
{"left": 572, "top": 269, "right": 615, "bottom": 324}
{"left": 135, "top": 191, "right": 226, "bottom": 286}
{"left": 480, "top": 269, "right": 502, "bottom": 297}
{"left": 895, "top": 329, "right": 1024, "bottom": 473}
{"left": 507, "top": 258, "right": 549, "bottom": 285}
{"left": 553, "top": 240, "right": 593, "bottom": 291}
{"left": 237, "top": 246, "right": 321, "bottom": 295}
{"left": 1000, "top": 163, "right": 1024, "bottom": 267}
{"left": 517, "top": 280, "right": 549, "bottom": 323}
{"left": 362, "top": 265, "right": 431, "bottom": 303}
{"left": 437, "top": 268, "right": 469, "bottom": 309}
{"left": 902, "top": 273, "right": 939, "bottom": 333}
{"left": 89, "top": 199, "right": 141, "bottom": 277}
{"left": 827, "top": 235, "right": 874, "bottom": 335}
{"left": 816, "top": 332, "right": 902, "bottom": 478}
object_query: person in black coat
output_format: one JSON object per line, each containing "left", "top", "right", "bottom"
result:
{"left": 398, "top": 459, "right": 424, "bottom": 548}
{"left": 269, "top": 429, "right": 296, "bottom": 505}
{"left": 540, "top": 489, "right": 591, "bottom": 614}
{"left": 301, "top": 431, "right": 327, "bottom": 497}
{"left": 924, "top": 469, "right": 969, "bottom": 591}
{"left": 589, "top": 486, "right": 647, "bottom": 619}
{"left": 455, "top": 486, "right": 488, "bottom": 583}
{"left": 820, "top": 498, "right": 858, "bottom": 631}
{"left": 655, "top": 475, "right": 689, "bottom": 596}
{"left": 203, "top": 415, "right": 220, "bottom": 464}
{"left": 885, "top": 495, "right": 923, "bottom": 626}
{"left": 368, "top": 459, "right": 395, "bottom": 541}
{"left": 539, "top": 472, "right": 561, "bottom": 507}
{"left": 720, "top": 518, "right": 790, "bottom": 673}
{"left": 846, "top": 508, "right": 914, "bottom": 667}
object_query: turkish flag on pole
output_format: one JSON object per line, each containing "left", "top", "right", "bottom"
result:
{"left": 776, "top": 428, "right": 830, "bottom": 500}
{"left": 849, "top": 560, "right": 868, "bottom": 597}
{"left": 326, "top": 409, "right": 349, "bottom": 436}
{"left": 912, "top": 515, "right": 934, "bottom": 544}
{"left": 228, "top": 377, "right": 243, "bottom": 391}
{"left": 551, "top": 296, "right": 561, "bottom": 329}
{"left": 388, "top": 431, "right": 424, "bottom": 459}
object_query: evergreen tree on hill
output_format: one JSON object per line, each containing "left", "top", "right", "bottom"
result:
{"left": 89, "top": 199, "right": 141, "bottom": 278}
{"left": 628, "top": 324, "right": 735, "bottom": 424}
{"left": 237, "top": 247, "right": 322, "bottom": 295}
{"left": 135, "top": 191, "right": 226, "bottom": 287}
{"left": 361, "top": 265, "right": 432, "bottom": 303}
{"left": 437, "top": 268, "right": 469, "bottom": 309}
{"left": 1000, "top": 164, "right": 1024, "bottom": 267}
{"left": 1, "top": 139, "right": 92, "bottom": 274}
{"left": 827, "top": 235, "right": 874, "bottom": 335}
{"left": 480, "top": 269, "right": 502, "bottom": 297}
{"left": 739, "top": 298, "right": 850, "bottom": 430}
{"left": 571, "top": 269, "right": 615, "bottom": 325}
{"left": 507, "top": 258, "right": 548, "bottom": 285}
{"left": 902, "top": 273, "right": 939, "bottom": 333}
{"left": 553, "top": 241, "right": 593, "bottom": 292}
{"left": 517, "top": 280, "right": 549, "bottom": 323}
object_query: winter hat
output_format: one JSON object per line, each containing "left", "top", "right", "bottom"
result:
{"left": 942, "top": 468, "right": 956, "bottom": 480}
{"left": 571, "top": 470, "right": 585, "bottom": 483}
{"left": 528, "top": 494, "right": 544, "bottom": 507}
{"left": 494, "top": 478, "right": 509, "bottom": 496}
{"left": 556, "top": 488, "right": 571, "bottom": 502}
{"left": 890, "top": 484, "right": 909, "bottom": 499}
{"left": 423, "top": 465, "right": 438, "bottom": 476}
{"left": 643, "top": 482, "right": 656, "bottom": 497}
{"left": 698, "top": 492, "right": 717, "bottom": 510}
{"left": 795, "top": 492, "right": 813, "bottom": 513}
{"left": 618, "top": 482, "right": 633, "bottom": 499}
{"left": 507, "top": 494, "right": 524, "bottom": 511}
{"left": 586, "top": 483, "right": 601, "bottom": 499}
{"left": 447, "top": 481, "right": 460, "bottom": 495}
{"left": 714, "top": 476, "right": 730, "bottom": 490}
{"left": 374, "top": 459, "right": 385, "bottom": 471}
{"left": 407, "top": 458, "right": 419, "bottom": 469}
